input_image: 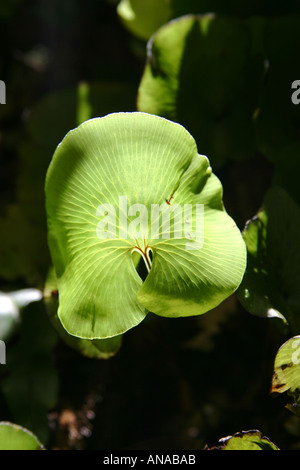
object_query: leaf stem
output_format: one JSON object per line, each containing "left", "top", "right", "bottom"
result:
{"left": 132, "top": 241, "right": 152, "bottom": 273}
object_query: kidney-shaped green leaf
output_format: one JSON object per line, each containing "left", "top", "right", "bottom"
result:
{"left": 45, "top": 112, "right": 246, "bottom": 339}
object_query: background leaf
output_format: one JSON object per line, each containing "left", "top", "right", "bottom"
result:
{"left": 138, "top": 14, "right": 265, "bottom": 169}
{"left": 237, "top": 187, "right": 300, "bottom": 334}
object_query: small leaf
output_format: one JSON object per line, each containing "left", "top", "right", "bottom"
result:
{"left": 0, "top": 422, "right": 44, "bottom": 450}
{"left": 211, "top": 430, "right": 279, "bottom": 450}
{"left": 271, "top": 336, "right": 300, "bottom": 414}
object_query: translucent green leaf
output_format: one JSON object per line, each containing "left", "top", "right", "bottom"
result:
{"left": 237, "top": 187, "right": 300, "bottom": 334}
{"left": 214, "top": 430, "right": 279, "bottom": 450}
{"left": 44, "top": 268, "right": 122, "bottom": 359}
{"left": 45, "top": 112, "right": 246, "bottom": 340}
{"left": 138, "top": 14, "right": 265, "bottom": 168}
{"left": 0, "top": 422, "right": 44, "bottom": 450}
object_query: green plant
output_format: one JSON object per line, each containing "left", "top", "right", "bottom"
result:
{"left": 45, "top": 112, "right": 246, "bottom": 340}
{"left": 1, "top": 0, "right": 300, "bottom": 452}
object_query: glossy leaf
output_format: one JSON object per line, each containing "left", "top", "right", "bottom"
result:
{"left": 237, "top": 187, "right": 300, "bottom": 334}
{"left": 45, "top": 112, "right": 246, "bottom": 340}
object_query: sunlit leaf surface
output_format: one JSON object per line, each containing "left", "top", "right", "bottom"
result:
{"left": 45, "top": 112, "right": 246, "bottom": 339}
